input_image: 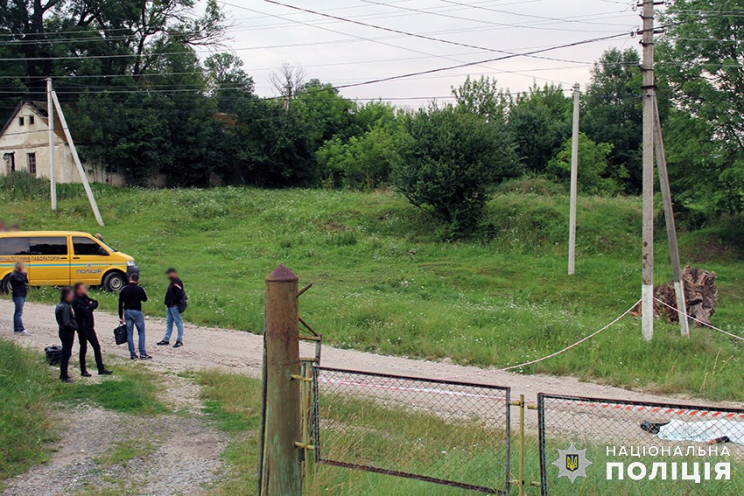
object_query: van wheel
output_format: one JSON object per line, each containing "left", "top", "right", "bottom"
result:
{"left": 103, "top": 272, "right": 126, "bottom": 292}
{"left": 0, "top": 275, "right": 9, "bottom": 294}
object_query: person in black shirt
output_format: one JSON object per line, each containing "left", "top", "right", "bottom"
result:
{"left": 118, "top": 272, "right": 151, "bottom": 360}
{"left": 55, "top": 287, "right": 77, "bottom": 383}
{"left": 157, "top": 268, "right": 186, "bottom": 348}
{"left": 9, "top": 261, "right": 29, "bottom": 335}
{"left": 72, "top": 283, "right": 112, "bottom": 377}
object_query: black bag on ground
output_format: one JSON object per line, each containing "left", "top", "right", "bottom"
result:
{"left": 113, "top": 324, "right": 128, "bottom": 345}
{"left": 44, "top": 345, "right": 63, "bottom": 366}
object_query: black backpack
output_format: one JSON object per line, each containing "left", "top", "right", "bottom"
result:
{"left": 177, "top": 290, "right": 188, "bottom": 314}
{"left": 44, "top": 345, "right": 63, "bottom": 366}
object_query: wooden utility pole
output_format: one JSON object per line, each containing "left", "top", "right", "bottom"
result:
{"left": 47, "top": 78, "right": 57, "bottom": 211}
{"left": 568, "top": 82, "right": 580, "bottom": 276}
{"left": 640, "top": 0, "right": 655, "bottom": 341}
{"left": 653, "top": 97, "right": 690, "bottom": 337}
{"left": 259, "top": 264, "right": 302, "bottom": 496}
{"left": 49, "top": 90, "right": 104, "bottom": 226}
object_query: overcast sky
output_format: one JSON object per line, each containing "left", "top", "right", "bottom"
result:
{"left": 199, "top": 0, "right": 642, "bottom": 106}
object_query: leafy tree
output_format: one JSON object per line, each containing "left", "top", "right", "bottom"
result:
{"left": 452, "top": 75, "right": 509, "bottom": 123}
{"left": 548, "top": 133, "right": 622, "bottom": 196}
{"left": 659, "top": 0, "right": 744, "bottom": 213}
{"left": 204, "top": 53, "right": 254, "bottom": 113}
{"left": 507, "top": 83, "right": 571, "bottom": 173}
{"left": 582, "top": 48, "right": 643, "bottom": 193}
{"left": 393, "top": 106, "right": 520, "bottom": 237}
{"left": 317, "top": 125, "right": 403, "bottom": 189}
{"left": 293, "top": 80, "right": 355, "bottom": 148}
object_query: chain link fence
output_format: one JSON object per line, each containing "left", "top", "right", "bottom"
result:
{"left": 538, "top": 393, "right": 744, "bottom": 495}
{"left": 312, "top": 366, "right": 512, "bottom": 494}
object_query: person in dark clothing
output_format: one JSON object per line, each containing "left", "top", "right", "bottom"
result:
{"left": 157, "top": 268, "right": 186, "bottom": 348}
{"left": 55, "top": 287, "right": 77, "bottom": 383}
{"left": 72, "top": 283, "right": 112, "bottom": 377}
{"left": 118, "top": 273, "right": 151, "bottom": 360}
{"left": 9, "top": 261, "right": 29, "bottom": 335}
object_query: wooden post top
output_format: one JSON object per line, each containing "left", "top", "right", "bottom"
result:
{"left": 266, "top": 264, "right": 298, "bottom": 283}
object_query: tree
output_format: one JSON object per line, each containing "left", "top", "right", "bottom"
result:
{"left": 582, "top": 48, "right": 643, "bottom": 193}
{"left": 317, "top": 124, "right": 403, "bottom": 189}
{"left": 659, "top": 0, "right": 744, "bottom": 213}
{"left": 393, "top": 106, "right": 520, "bottom": 237}
{"left": 507, "top": 83, "right": 571, "bottom": 173}
{"left": 452, "top": 75, "right": 509, "bottom": 123}
{"left": 548, "top": 133, "right": 622, "bottom": 196}
{"left": 269, "top": 63, "right": 306, "bottom": 108}
{"left": 293, "top": 80, "right": 354, "bottom": 148}
{"left": 204, "top": 53, "right": 254, "bottom": 113}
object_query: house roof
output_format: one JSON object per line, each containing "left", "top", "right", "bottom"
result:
{"left": 0, "top": 100, "right": 67, "bottom": 142}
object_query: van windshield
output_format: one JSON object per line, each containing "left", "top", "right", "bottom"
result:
{"left": 99, "top": 239, "right": 118, "bottom": 252}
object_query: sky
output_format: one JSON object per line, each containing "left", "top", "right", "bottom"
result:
{"left": 197, "top": 0, "right": 643, "bottom": 106}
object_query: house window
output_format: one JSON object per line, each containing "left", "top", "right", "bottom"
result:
{"left": 27, "top": 153, "right": 36, "bottom": 175}
{"left": 28, "top": 115, "right": 34, "bottom": 125}
{"left": 18, "top": 117, "right": 24, "bottom": 126}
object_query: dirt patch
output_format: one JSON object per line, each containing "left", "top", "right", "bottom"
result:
{"left": 1, "top": 405, "right": 226, "bottom": 496}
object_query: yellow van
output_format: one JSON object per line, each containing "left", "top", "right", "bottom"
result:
{"left": 0, "top": 231, "right": 136, "bottom": 292}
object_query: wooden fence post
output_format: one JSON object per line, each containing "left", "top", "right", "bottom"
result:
{"left": 259, "top": 264, "right": 302, "bottom": 496}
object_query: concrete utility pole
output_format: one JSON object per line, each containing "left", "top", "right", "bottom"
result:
{"left": 259, "top": 264, "right": 302, "bottom": 496}
{"left": 50, "top": 90, "right": 104, "bottom": 226}
{"left": 47, "top": 78, "right": 56, "bottom": 211}
{"left": 568, "top": 82, "right": 580, "bottom": 276}
{"left": 640, "top": 0, "right": 655, "bottom": 341}
{"left": 653, "top": 97, "right": 690, "bottom": 337}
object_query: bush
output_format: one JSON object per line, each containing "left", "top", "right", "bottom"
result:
{"left": 392, "top": 106, "right": 520, "bottom": 237}
{"left": 548, "top": 133, "right": 623, "bottom": 196}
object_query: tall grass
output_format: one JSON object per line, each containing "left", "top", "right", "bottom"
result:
{"left": 0, "top": 340, "right": 57, "bottom": 484}
{"left": 2, "top": 184, "right": 744, "bottom": 399}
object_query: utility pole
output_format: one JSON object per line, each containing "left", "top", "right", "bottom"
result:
{"left": 653, "top": 97, "right": 690, "bottom": 337}
{"left": 640, "top": 0, "right": 655, "bottom": 341}
{"left": 282, "top": 83, "right": 292, "bottom": 112}
{"left": 259, "top": 265, "right": 302, "bottom": 496}
{"left": 47, "top": 78, "right": 56, "bottom": 211}
{"left": 568, "top": 82, "right": 580, "bottom": 276}
{"left": 50, "top": 90, "right": 105, "bottom": 226}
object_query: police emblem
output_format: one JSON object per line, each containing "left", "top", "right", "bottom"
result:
{"left": 553, "top": 443, "right": 591, "bottom": 483}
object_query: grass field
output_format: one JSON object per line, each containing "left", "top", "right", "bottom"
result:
{"left": 199, "top": 370, "right": 744, "bottom": 496}
{"left": 0, "top": 339, "right": 165, "bottom": 487}
{"left": 2, "top": 180, "right": 744, "bottom": 400}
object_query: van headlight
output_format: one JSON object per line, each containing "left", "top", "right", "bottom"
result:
{"left": 127, "top": 260, "right": 136, "bottom": 267}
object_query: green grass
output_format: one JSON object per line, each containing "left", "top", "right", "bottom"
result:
{"left": 95, "top": 440, "right": 158, "bottom": 466}
{"left": 200, "top": 370, "right": 744, "bottom": 495}
{"left": 3, "top": 183, "right": 744, "bottom": 400}
{"left": 0, "top": 340, "right": 58, "bottom": 485}
{"left": 57, "top": 363, "right": 167, "bottom": 415}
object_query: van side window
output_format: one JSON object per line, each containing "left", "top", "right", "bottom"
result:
{"left": 28, "top": 237, "right": 67, "bottom": 255}
{"left": 0, "top": 237, "right": 30, "bottom": 255}
{"left": 73, "top": 237, "right": 106, "bottom": 256}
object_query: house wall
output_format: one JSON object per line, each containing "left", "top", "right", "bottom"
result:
{"left": 0, "top": 103, "right": 125, "bottom": 186}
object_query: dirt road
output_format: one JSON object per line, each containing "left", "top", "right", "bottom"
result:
{"left": 0, "top": 298, "right": 725, "bottom": 409}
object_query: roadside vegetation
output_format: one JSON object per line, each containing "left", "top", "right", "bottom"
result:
{"left": 3, "top": 183, "right": 744, "bottom": 401}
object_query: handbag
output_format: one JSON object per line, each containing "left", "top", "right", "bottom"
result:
{"left": 44, "top": 345, "right": 63, "bottom": 366}
{"left": 113, "top": 324, "right": 128, "bottom": 345}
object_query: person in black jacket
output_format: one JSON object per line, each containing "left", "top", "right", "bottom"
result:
{"left": 9, "top": 261, "right": 29, "bottom": 335}
{"left": 55, "top": 287, "right": 77, "bottom": 383}
{"left": 72, "top": 283, "right": 112, "bottom": 377}
{"left": 118, "top": 272, "right": 151, "bottom": 360}
{"left": 157, "top": 268, "right": 186, "bottom": 348}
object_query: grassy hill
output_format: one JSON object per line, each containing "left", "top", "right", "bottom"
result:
{"left": 2, "top": 179, "right": 744, "bottom": 400}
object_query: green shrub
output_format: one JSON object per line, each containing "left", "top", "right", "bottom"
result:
{"left": 393, "top": 106, "right": 521, "bottom": 237}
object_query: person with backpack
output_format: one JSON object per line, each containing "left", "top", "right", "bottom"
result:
{"left": 72, "top": 283, "right": 112, "bottom": 377}
{"left": 118, "top": 272, "right": 151, "bottom": 360}
{"left": 157, "top": 268, "right": 187, "bottom": 348}
{"left": 9, "top": 261, "right": 29, "bottom": 335}
{"left": 55, "top": 287, "right": 77, "bottom": 383}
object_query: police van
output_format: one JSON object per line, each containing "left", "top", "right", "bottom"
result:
{"left": 0, "top": 231, "right": 136, "bottom": 292}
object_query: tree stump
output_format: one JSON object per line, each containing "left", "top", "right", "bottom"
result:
{"left": 631, "top": 267, "right": 718, "bottom": 327}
